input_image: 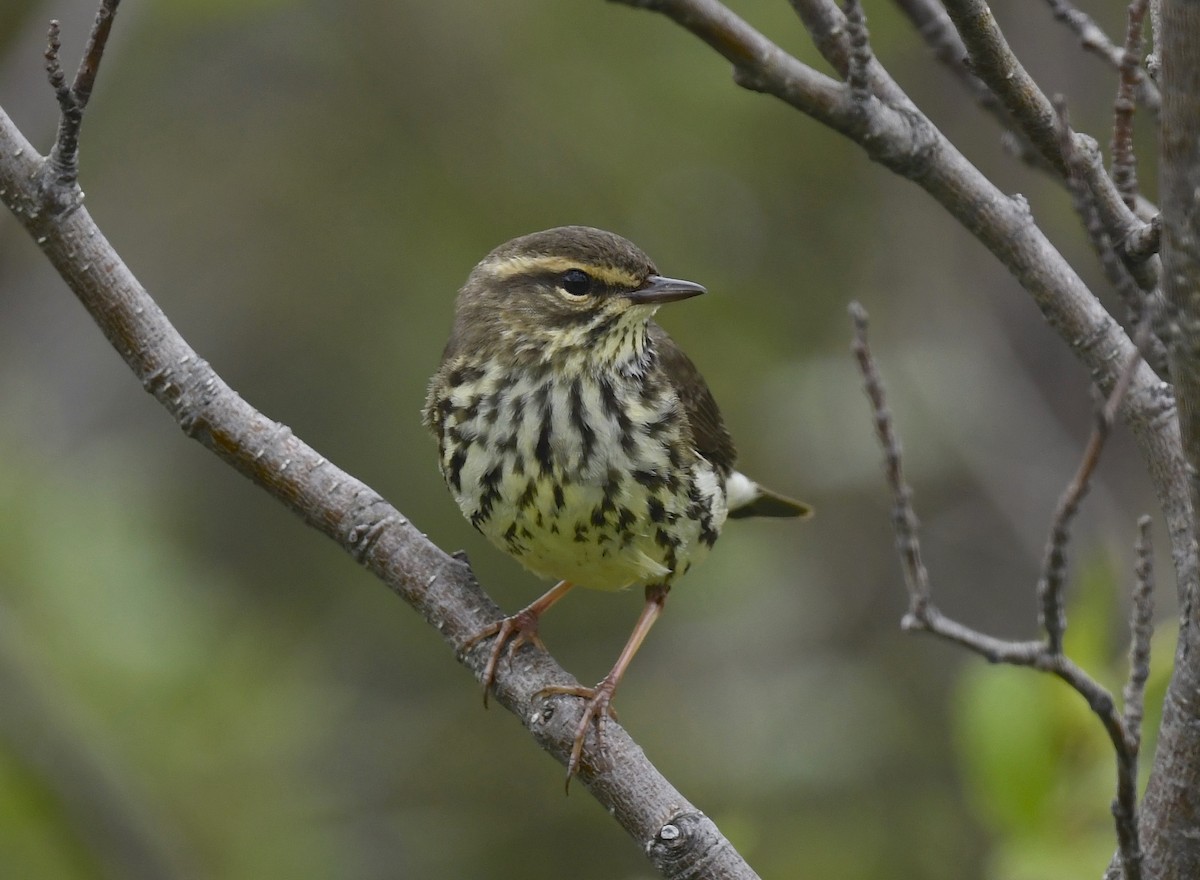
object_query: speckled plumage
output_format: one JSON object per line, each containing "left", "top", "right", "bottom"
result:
{"left": 423, "top": 226, "right": 810, "bottom": 782}
{"left": 425, "top": 227, "right": 742, "bottom": 592}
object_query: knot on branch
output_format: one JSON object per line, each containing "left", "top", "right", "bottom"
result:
{"left": 857, "top": 104, "right": 939, "bottom": 182}
{"left": 644, "top": 809, "right": 728, "bottom": 874}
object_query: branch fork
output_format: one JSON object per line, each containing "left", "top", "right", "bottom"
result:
{"left": 851, "top": 302, "right": 1150, "bottom": 880}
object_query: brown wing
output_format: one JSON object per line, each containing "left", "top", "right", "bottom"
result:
{"left": 650, "top": 322, "right": 736, "bottom": 477}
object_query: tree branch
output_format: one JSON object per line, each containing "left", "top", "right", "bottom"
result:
{"left": 1142, "top": 0, "right": 1200, "bottom": 874}
{"left": 1125, "top": 515, "right": 1155, "bottom": 744}
{"left": 611, "top": 0, "right": 1187, "bottom": 601}
{"left": 1108, "top": 514, "right": 1156, "bottom": 880}
{"left": 43, "top": 0, "right": 117, "bottom": 197}
{"left": 841, "top": 0, "right": 873, "bottom": 104}
{"left": 609, "top": 7, "right": 1200, "bottom": 871}
{"left": 1042, "top": 0, "right": 1160, "bottom": 117}
{"left": 632, "top": 0, "right": 1200, "bottom": 874}
{"left": 1110, "top": 0, "right": 1150, "bottom": 211}
{"left": 0, "top": 10, "right": 758, "bottom": 879}
{"left": 886, "top": 0, "right": 1049, "bottom": 169}
{"left": 1056, "top": 96, "right": 1168, "bottom": 387}
{"left": 850, "top": 303, "right": 1146, "bottom": 880}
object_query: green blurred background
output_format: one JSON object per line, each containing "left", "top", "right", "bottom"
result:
{"left": 0, "top": 0, "right": 1173, "bottom": 877}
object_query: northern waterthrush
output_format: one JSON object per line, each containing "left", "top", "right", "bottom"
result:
{"left": 424, "top": 226, "right": 810, "bottom": 781}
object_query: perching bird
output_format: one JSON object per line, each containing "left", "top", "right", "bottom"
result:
{"left": 424, "top": 226, "right": 810, "bottom": 782}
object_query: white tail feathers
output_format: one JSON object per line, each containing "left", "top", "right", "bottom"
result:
{"left": 725, "top": 471, "right": 813, "bottom": 520}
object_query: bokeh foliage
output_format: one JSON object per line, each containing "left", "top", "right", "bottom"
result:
{"left": 0, "top": 0, "right": 1169, "bottom": 877}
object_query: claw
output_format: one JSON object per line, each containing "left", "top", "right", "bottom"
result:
{"left": 537, "top": 678, "right": 619, "bottom": 791}
{"left": 465, "top": 611, "right": 546, "bottom": 708}
{"left": 462, "top": 580, "right": 574, "bottom": 707}
{"left": 533, "top": 584, "right": 668, "bottom": 790}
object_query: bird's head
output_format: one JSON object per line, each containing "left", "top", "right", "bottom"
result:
{"left": 445, "top": 226, "right": 705, "bottom": 370}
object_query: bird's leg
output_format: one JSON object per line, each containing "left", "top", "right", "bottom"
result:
{"left": 539, "top": 583, "right": 669, "bottom": 787}
{"left": 464, "top": 579, "right": 575, "bottom": 707}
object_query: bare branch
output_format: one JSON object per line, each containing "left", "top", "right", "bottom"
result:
{"left": 43, "top": 21, "right": 70, "bottom": 108}
{"left": 932, "top": 0, "right": 1161, "bottom": 237}
{"left": 1041, "top": 0, "right": 1160, "bottom": 115}
{"left": 1110, "top": 517, "right": 1155, "bottom": 880}
{"left": 888, "top": 0, "right": 1049, "bottom": 169}
{"left": 623, "top": 2, "right": 1172, "bottom": 423}
{"left": 1112, "top": 0, "right": 1151, "bottom": 209}
{"left": 43, "top": 0, "right": 119, "bottom": 191}
{"left": 849, "top": 302, "right": 932, "bottom": 619}
{"left": 1123, "top": 214, "right": 1162, "bottom": 263}
{"left": 1126, "top": 516, "right": 1155, "bottom": 743}
{"left": 1037, "top": 323, "right": 1147, "bottom": 656}
{"left": 851, "top": 302, "right": 1145, "bottom": 879}
{"left": 1146, "top": 0, "right": 1163, "bottom": 81}
{"left": 1055, "top": 97, "right": 1168, "bottom": 376}
{"left": 842, "top": 0, "right": 872, "bottom": 103}
{"left": 936, "top": 0, "right": 1067, "bottom": 175}
{"left": 0, "top": 11, "right": 759, "bottom": 879}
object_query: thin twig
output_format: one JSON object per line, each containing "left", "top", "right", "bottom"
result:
{"left": 1146, "top": 0, "right": 1163, "bottom": 81}
{"left": 73, "top": 0, "right": 120, "bottom": 113}
{"left": 1126, "top": 515, "right": 1155, "bottom": 742}
{"left": 787, "top": 0, "right": 922, "bottom": 120}
{"left": 1113, "top": 514, "right": 1154, "bottom": 880}
{"left": 888, "top": 0, "right": 1049, "bottom": 169}
{"left": 1112, "top": 0, "right": 1151, "bottom": 209}
{"left": 1055, "top": 97, "right": 1169, "bottom": 376}
{"left": 1036, "top": 325, "right": 1147, "bottom": 655}
{"left": 44, "top": 0, "right": 120, "bottom": 190}
{"left": 1042, "top": 0, "right": 1160, "bottom": 115}
{"left": 43, "top": 21, "right": 70, "bottom": 106}
{"left": 1058, "top": 94, "right": 1159, "bottom": 353}
{"left": 842, "top": 0, "right": 872, "bottom": 103}
{"left": 1109, "top": 519, "right": 1154, "bottom": 880}
{"left": 934, "top": 0, "right": 1163, "bottom": 237}
{"left": 849, "top": 302, "right": 932, "bottom": 619}
{"left": 851, "top": 302, "right": 1144, "bottom": 880}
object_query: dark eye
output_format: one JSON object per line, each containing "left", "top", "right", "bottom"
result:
{"left": 560, "top": 268, "right": 592, "bottom": 297}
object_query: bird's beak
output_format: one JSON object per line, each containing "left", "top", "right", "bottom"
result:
{"left": 626, "top": 274, "right": 707, "bottom": 305}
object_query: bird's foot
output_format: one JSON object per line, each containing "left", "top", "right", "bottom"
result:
{"left": 537, "top": 676, "right": 620, "bottom": 789}
{"left": 463, "top": 609, "right": 546, "bottom": 708}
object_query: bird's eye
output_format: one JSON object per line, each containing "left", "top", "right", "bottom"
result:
{"left": 560, "top": 268, "right": 593, "bottom": 298}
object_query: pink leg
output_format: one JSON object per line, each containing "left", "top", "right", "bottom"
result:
{"left": 465, "top": 579, "right": 575, "bottom": 707}
{"left": 539, "top": 583, "right": 668, "bottom": 787}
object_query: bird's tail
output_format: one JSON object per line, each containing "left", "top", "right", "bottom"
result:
{"left": 725, "top": 471, "right": 813, "bottom": 519}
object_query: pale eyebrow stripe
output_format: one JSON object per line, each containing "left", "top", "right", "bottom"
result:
{"left": 485, "top": 254, "right": 641, "bottom": 288}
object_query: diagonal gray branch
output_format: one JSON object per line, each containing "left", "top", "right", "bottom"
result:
{"left": 0, "top": 14, "right": 758, "bottom": 878}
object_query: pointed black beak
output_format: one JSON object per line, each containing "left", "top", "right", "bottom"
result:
{"left": 626, "top": 274, "right": 707, "bottom": 305}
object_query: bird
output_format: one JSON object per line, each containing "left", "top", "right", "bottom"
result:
{"left": 423, "top": 226, "right": 810, "bottom": 783}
